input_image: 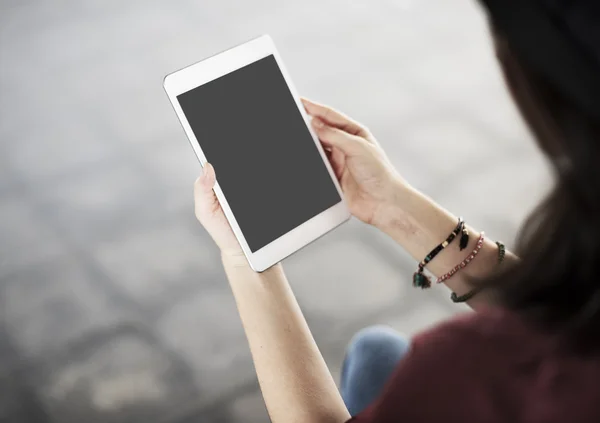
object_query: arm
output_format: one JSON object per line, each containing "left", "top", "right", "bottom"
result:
{"left": 194, "top": 164, "right": 349, "bottom": 423}
{"left": 223, "top": 256, "right": 350, "bottom": 423}
{"left": 374, "top": 181, "right": 519, "bottom": 309}
{"left": 302, "top": 99, "right": 519, "bottom": 309}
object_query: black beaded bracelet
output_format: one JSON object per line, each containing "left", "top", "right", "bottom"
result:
{"left": 450, "top": 241, "right": 505, "bottom": 303}
{"left": 413, "top": 217, "right": 469, "bottom": 289}
{"left": 496, "top": 241, "right": 506, "bottom": 264}
{"left": 451, "top": 287, "right": 482, "bottom": 303}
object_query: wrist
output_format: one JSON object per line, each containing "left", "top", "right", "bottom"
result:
{"left": 221, "top": 251, "right": 284, "bottom": 273}
{"left": 372, "top": 177, "right": 416, "bottom": 233}
{"left": 221, "top": 250, "right": 250, "bottom": 269}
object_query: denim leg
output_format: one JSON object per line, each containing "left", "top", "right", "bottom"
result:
{"left": 341, "top": 325, "right": 410, "bottom": 416}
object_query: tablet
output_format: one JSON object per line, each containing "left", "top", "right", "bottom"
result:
{"left": 163, "top": 35, "right": 349, "bottom": 271}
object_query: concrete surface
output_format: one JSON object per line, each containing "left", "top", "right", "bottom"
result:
{"left": 0, "top": 0, "right": 551, "bottom": 422}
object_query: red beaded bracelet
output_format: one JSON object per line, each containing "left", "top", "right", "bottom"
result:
{"left": 436, "top": 232, "right": 485, "bottom": 283}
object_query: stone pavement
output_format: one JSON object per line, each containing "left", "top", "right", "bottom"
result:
{"left": 0, "top": 0, "right": 551, "bottom": 422}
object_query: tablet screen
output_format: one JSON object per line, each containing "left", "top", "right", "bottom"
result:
{"left": 177, "top": 55, "right": 341, "bottom": 252}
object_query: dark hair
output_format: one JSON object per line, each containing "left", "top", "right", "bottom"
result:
{"left": 486, "top": 31, "right": 600, "bottom": 352}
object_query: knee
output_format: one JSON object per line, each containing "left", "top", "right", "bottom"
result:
{"left": 347, "top": 325, "right": 409, "bottom": 360}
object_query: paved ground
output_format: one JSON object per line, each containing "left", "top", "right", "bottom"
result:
{"left": 0, "top": 0, "right": 551, "bottom": 422}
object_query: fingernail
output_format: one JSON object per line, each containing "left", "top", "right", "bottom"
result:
{"left": 312, "top": 118, "right": 324, "bottom": 128}
{"left": 201, "top": 163, "right": 210, "bottom": 179}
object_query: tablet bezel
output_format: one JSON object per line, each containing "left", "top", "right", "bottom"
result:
{"left": 163, "top": 35, "right": 350, "bottom": 271}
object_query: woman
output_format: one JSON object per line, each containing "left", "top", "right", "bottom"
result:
{"left": 194, "top": 1, "right": 600, "bottom": 422}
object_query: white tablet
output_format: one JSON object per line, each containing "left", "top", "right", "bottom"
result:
{"left": 163, "top": 35, "right": 349, "bottom": 271}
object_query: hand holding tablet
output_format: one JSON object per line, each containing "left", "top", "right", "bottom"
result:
{"left": 164, "top": 35, "right": 350, "bottom": 271}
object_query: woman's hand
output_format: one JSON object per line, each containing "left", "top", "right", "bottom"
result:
{"left": 302, "top": 98, "right": 406, "bottom": 227}
{"left": 194, "top": 163, "right": 244, "bottom": 259}
{"left": 195, "top": 98, "right": 407, "bottom": 259}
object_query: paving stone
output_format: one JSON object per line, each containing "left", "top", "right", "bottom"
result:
{"left": 2, "top": 113, "right": 118, "bottom": 184}
{"left": 37, "top": 326, "right": 198, "bottom": 423}
{"left": 0, "top": 325, "right": 50, "bottom": 422}
{"left": 229, "top": 389, "right": 270, "bottom": 423}
{"left": 403, "top": 44, "right": 534, "bottom": 147}
{"left": 0, "top": 155, "right": 21, "bottom": 197}
{"left": 137, "top": 139, "right": 201, "bottom": 214}
{"left": 385, "top": 300, "right": 464, "bottom": 338}
{"left": 139, "top": 140, "right": 199, "bottom": 189}
{"left": 406, "top": 40, "right": 499, "bottom": 102}
{"left": 0, "top": 371, "right": 48, "bottom": 423}
{"left": 284, "top": 222, "right": 404, "bottom": 319}
{"left": 92, "top": 217, "right": 222, "bottom": 309}
{"left": 1, "top": 253, "right": 124, "bottom": 358}
{"left": 0, "top": 198, "right": 67, "bottom": 275}
{"left": 431, "top": 153, "right": 552, "bottom": 244}
{"left": 157, "top": 287, "right": 256, "bottom": 406}
{"left": 177, "top": 407, "right": 234, "bottom": 423}
{"left": 35, "top": 161, "right": 167, "bottom": 245}
{"left": 386, "top": 114, "right": 508, "bottom": 190}
{"left": 90, "top": 82, "right": 175, "bottom": 147}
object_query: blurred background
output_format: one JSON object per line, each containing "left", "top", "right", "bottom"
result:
{"left": 0, "top": 0, "right": 551, "bottom": 422}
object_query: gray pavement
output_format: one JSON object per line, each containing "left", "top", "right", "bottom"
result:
{"left": 0, "top": 0, "right": 551, "bottom": 422}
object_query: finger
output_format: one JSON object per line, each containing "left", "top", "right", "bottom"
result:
{"left": 330, "top": 146, "right": 346, "bottom": 180}
{"left": 195, "top": 163, "right": 216, "bottom": 192}
{"left": 194, "top": 163, "right": 218, "bottom": 215}
{"left": 301, "top": 97, "right": 369, "bottom": 137}
{"left": 311, "top": 118, "right": 365, "bottom": 155}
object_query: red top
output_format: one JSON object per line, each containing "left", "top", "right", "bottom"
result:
{"left": 350, "top": 308, "right": 600, "bottom": 423}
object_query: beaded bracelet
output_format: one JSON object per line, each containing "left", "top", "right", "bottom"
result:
{"left": 450, "top": 288, "right": 481, "bottom": 303}
{"left": 413, "top": 217, "right": 469, "bottom": 289}
{"left": 450, "top": 241, "right": 506, "bottom": 303}
{"left": 496, "top": 241, "right": 506, "bottom": 264}
{"left": 436, "top": 232, "right": 485, "bottom": 283}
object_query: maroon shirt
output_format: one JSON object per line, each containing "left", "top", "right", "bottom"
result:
{"left": 350, "top": 308, "right": 600, "bottom": 423}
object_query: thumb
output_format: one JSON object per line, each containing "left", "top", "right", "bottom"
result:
{"left": 198, "top": 162, "right": 216, "bottom": 190}
{"left": 311, "top": 118, "right": 365, "bottom": 156}
{"left": 194, "top": 163, "right": 218, "bottom": 215}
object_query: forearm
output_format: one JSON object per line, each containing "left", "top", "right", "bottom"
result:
{"left": 375, "top": 180, "right": 519, "bottom": 309}
{"left": 222, "top": 255, "right": 350, "bottom": 423}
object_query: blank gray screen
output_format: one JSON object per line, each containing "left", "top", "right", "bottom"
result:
{"left": 177, "top": 55, "right": 341, "bottom": 252}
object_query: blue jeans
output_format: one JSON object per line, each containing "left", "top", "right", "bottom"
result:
{"left": 341, "top": 326, "right": 410, "bottom": 416}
